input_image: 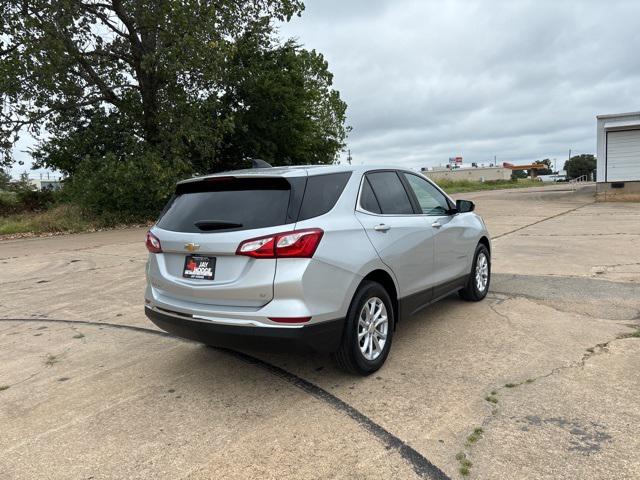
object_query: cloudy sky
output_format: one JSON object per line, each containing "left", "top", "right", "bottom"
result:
{"left": 11, "top": 0, "right": 640, "bottom": 176}
{"left": 279, "top": 0, "right": 640, "bottom": 169}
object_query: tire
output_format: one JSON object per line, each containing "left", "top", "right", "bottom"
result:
{"left": 459, "top": 243, "right": 491, "bottom": 301}
{"left": 333, "top": 281, "right": 394, "bottom": 375}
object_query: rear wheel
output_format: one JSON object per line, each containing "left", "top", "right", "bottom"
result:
{"left": 459, "top": 243, "right": 490, "bottom": 301}
{"left": 334, "top": 281, "right": 394, "bottom": 375}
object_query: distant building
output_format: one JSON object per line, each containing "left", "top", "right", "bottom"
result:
{"left": 421, "top": 165, "right": 512, "bottom": 182}
{"left": 28, "top": 176, "right": 63, "bottom": 191}
{"left": 596, "top": 111, "right": 640, "bottom": 200}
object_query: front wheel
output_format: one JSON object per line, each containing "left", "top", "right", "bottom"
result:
{"left": 333, "top": 281, "right": 394, "bottom": 375}
{"left": 459, "top": 244, "right": 491, "bottom": 301}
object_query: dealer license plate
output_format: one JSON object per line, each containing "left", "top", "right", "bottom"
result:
{"left": 182, "top": 255, "right": 216, "bottom": 280}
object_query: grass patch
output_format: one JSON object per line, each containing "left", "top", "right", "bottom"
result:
{"left": 466, "top": 428, "right": 484, "bottom": 444}
{"left": 0, "top": 203, "right": 149, "bottom": 236}
{"left": 435, "top": 178, "right": 550, "bottom": 194}
{"left": 456, "top": 451, "right": 473, "bottom": 476}
{"left": 72, "top": 332, "right": 85, "bottom": 339}
{"left": 618, "top": 328, "right": 640, "bottom": 339}
{"left": 525, "top": 378, "right": 535, "bottom": 384}
{"left": 44, "top": 354, "right": 60, "bottom": 366}
{"left": 504, "top": 383, "right": 517, "bottom": 388}
{"left": 0, "top": 204, "right": 97, "bottom": 235}
{"left": 0, "top": 385, "right": 9, "bottom": 391}
{"left": 484, "top": 395, "right": 498, "bottom": 404}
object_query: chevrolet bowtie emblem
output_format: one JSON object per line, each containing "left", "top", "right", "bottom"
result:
{"left": 184, "top": 243, "right": 200, "bottom": 253}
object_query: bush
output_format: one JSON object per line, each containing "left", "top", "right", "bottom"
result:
{"left": 15, "top": 188, "right": 58, "bottom": 211}
{"left": 0, "top": 188, "right": 59, "bottom": 214}
{"left": 0, "top": 191, "right": 20, "bottom": 215}
{"left": 65, "top": 150, "right": 185, "bottom": 223}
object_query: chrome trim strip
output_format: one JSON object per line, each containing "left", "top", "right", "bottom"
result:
{"left": 146, "top": 305, "right": 305, "bottom": 329}
{"left": 355, "top": 169, "right": 456, "bottom": 217}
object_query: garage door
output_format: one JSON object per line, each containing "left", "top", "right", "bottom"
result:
{"left": 607, "top": 129, "right": 640, "bottom": 181}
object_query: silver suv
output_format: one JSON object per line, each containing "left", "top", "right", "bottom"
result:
{"left": 144, "top": 165, "right": 491, "bottom": 374}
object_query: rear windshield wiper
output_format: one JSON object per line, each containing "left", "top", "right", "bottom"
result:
{"left": 194, "top": 220, "right": 243, "bottom": 231}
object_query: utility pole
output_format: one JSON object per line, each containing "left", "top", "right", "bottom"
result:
{"left": 347, "top": 149, "right": 352, "bottom": 165}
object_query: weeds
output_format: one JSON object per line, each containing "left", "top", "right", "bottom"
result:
{"left": 44, "top": 354, "right": 59, "bottom": 366}
{"left": 618, "top": 328, "right": 640, "bottom": 339}
{"left": 466, "top": 428, "right": 484, "bottom": 445}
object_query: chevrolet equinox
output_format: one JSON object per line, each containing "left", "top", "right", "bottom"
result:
{"left": 144, "top": 165, "right": 491, "bottom": 374}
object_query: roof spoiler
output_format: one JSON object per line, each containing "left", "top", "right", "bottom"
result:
{"left": 251, "top": 158, "right": 273, "bottom": 169}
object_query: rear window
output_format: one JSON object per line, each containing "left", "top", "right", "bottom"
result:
{"left": 298, "top": 172, "right": 352, "bottom": 221}
{"left": 157, "top": 177, "right": 293, "bottom": 233}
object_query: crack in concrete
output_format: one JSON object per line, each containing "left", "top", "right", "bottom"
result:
{"left": 457, "top": 297, "right": 639, "bottom": 472}
{"left": 492, "top": 203, "right": 592, "bottom": 241}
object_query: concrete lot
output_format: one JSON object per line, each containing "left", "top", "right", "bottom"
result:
{"left": 1, "top": 184, "right": 639, "bottom": 479}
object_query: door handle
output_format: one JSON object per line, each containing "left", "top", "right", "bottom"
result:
{"left": 374, "top": 224, "right": 391, "bottom": 232}
{"left": 431, "top": 221, "right": 442, "bottom": 229}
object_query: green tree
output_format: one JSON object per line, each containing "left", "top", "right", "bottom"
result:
{"left": 535, "top": 158, "right": 553, "bottom": 175}
{"left": 563, "top": 154, "right": 596, "bottom": 179}
{"left": 217, "top": 39, "right": 349, "bottom": 167}
{"left": 1, "top": 1, "right": 348, "bottom": 218}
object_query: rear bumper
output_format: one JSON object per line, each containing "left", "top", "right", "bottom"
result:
{"left": 145, "top": 307, "right": 344, "bottom": 354}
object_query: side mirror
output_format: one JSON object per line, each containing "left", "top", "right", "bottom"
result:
{"left": 456, "top": 199, "right": 475, "bottom": 213}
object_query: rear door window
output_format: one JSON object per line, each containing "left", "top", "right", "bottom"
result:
{"left": 157, "top": 177, "right": 293, "bottom": 233}
{"left": 365, "top": 171, "right": 414, "bottom": 214}
{"left": 298, "top": 172, "right": 352, "bottom": 221}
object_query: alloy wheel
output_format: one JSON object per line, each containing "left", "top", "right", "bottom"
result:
{"left": 357, "top": 297, "right": 388, "bottom": 361}
{"left": 475, "top": 252, "right": 489, "bottom": 292}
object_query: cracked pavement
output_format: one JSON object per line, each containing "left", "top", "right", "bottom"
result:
{"left": 1, "top": 183, "right": 639, "bottom": 479}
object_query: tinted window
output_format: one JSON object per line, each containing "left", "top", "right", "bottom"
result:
{"left": 366, "top": 171, "right": 414, "bottom": 214}
{"left": 360, "top": 177, "right": 381, "bottom": 214}
{"left": 298, "top": 172, "right": 352, "bottom": 221}
{"left": 403, "top": 173, "right": 450, "bottom": 215}
{"left": 158, "top": 177, "right": 292, "bottom": 233}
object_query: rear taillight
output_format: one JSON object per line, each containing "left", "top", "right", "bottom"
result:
{"left": 145, "top": 231, "right": 162, "bottom": 253}
{"left": 236, "top": 228, "right": 323, "bottom": 259}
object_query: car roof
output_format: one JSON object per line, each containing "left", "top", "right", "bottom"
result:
{"left": 178, "top": 164, "right": 420, "bottom": 184}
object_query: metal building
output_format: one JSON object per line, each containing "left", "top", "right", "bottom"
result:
{"left": 596, "top": 111, "right": 640, "bottom": 199}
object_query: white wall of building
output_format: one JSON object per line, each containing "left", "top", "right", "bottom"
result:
{"left": 422, "top": 166, "right": 512, "bottom": 182}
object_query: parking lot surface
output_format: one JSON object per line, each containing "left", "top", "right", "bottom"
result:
{"left": 1, "top": 184, "right": 639, "bottom": 479}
